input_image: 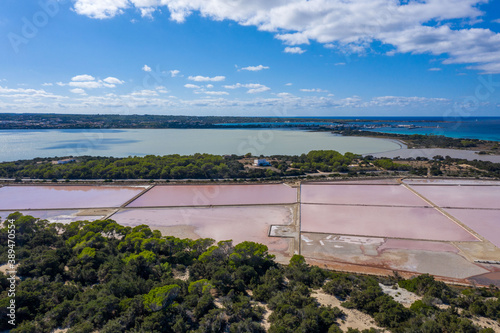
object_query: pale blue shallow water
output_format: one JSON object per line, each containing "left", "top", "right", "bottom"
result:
{"left": 0, "top": 128, "right": 403, "bottom": 162}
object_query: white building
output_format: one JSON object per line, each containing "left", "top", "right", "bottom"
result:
{"left": 254, "top": 159, "right": 271, "bottom": 166}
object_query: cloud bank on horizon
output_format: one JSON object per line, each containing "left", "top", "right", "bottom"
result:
{"left": 72, "top": 0, "right": 500, "bottom": 74}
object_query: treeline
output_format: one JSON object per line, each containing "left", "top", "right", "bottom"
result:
{"left": 289, "top": 151, "right": 359, "bottom": 173}
{"left": 0, "top": 214, "right": 344, "bottom": 332}
{"left": 1, "top": 150, "right": 499, "bottom": 181}
{"left": 0, "top": 154, "right": 244, "bottom": 180}
{"left": 0, "top": 151, "right": 359, "bottom": 180}
{"left": 0, "top": 114, "right": 345, "bottom": 130}
{"left": 1, "top": 214, "right": 499, "bottom": 332}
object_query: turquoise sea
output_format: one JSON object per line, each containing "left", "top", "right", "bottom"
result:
{"left": 217, "top": 117, "right": 500, "bottom": 142}
{"left": 357, "top": 117, "right": 500, "bottom": 142}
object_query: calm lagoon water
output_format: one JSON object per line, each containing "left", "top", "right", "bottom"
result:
{"left": 0, "top": 128, "right": 402, "bottom": 162}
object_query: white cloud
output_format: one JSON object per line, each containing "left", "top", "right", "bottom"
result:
{"left": 284, "top": 47, "right": 305, "bottom": 54}
{"left": 0, "top": 86, "right": 66, "bottom": 100}
{"left": 285, "top": 83, "right": 293, "bottom": 86}
{"left": 69, "top": 81, "right": 103, "bottom": 89}
{"left": 142, "top": 64, "right": 152, "bottom": 72}
{"left": 170, "top": 69, "right": 181, "bottom": 77}
{"left": 334, "top": 62, "right": 346, "bottom": 66}
{"left": 131, "top": 89, "right": 158, "bottom": 96}
{"left": 184, "top": 84, "right": 200, "bottom": 89}
{"left": 64, "top": 75, "right": 125, "bottom": 89}
{"left": 428, "top": 68, "right": 442, "bottom": 71}
{"left": 203, "top": 91, "right": 229, "bottom": 95}
{"left": 300, "top": 88, "right": 328, "bottom": 93}
{"left": 71, "top": 0, "right": 500, "bottom": 73}
{"left": 103, "top": 77, "right": 125, "bottom": 84}
{"left": 42, "top": 83, "right": 53, "bottom": 86}
{"left": 130, "top": 0, "right": 158, "bottom": 18}
{"left": 139, "top": 7, "right": 155, "bottom": 18}
{"left": 276, "top": 33, "right": 310, "bottom": 46}
{"left": 71, "top": 74, "right": 95, "bottom": 82}
{"left": 241, "top": 65, "right": 269, "bottom": 71}
{"left": 0, "top": 82, "right": 458, "bottom": 114}
{"left": 188, "top": 75, "right": 225, "bottom": 82}
{"left": 492, "top": 18, "right": 500, "bottom": 24}
{"left": 156, "top": 86, "right": 168, "bottom": 93}
{"left": 248, "top": 87, "right": 271, "bottom": 94}
{"left": 365, "top": 96, "right": 449, "bottom": 107}
{"left": 70, "top": 88, "right": 87, "bottom": 95}
{"left": 206, "top": 84, "right": 214, "bottom": 88}
{"left": 224, "top": 83, "right": 270, "bottom": 93}
{"left": 73, "top": 0, "right": 129, "bottom": 19}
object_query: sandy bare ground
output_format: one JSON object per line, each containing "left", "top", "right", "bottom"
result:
{"left": 470, "top": 315, "right": 500, "bottom": 332}
{"left": 0, "top": 263, "right": 18, "bottom": 276}
{"left": 173, "top": 269, "right": 189, "bottom": 281}
{"left": 379, "top": 283, "right": 421, "bottom": 307}
{"left": 257, "top": 302, "right": 272, "bottom": 331}
{"left": 76, "top": 208, "right": 114, "bottom": 216}
{"left": 311, "top": 289, "right": 387, "bottom": 332}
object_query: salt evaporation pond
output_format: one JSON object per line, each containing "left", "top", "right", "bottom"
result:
{"left": 445, "top": 209, "right": 500, "bottom": 248}
{"left": 300, "top": 233, "right": 486, "bottom": 278}
{"left": 301, "top": 184, "right": 429, "bottom": 207}
{"left": 300, "top": 204, "right": 477, "bottom": 241}
{"left": 0, "top": 185, "right": 146, "bottom": 210}
{"left": 0, "top": 210, "right": 102, "bottom": 223}
{"left": 378, "top": 239, "right": 460, "bottom": 253}
{"left": 404, "top": 179, "right": 500, "bottom": 185}
{"left": 111, "top": 206, "right": 293, "bottom": 259}
{"left": 128, "top": 184, "right": 297, "bottom": 207}
{"left": 313, "top": 179, "right": 401, "bottom": 185}
{"left": 410, "top": 185, "right": 500, "bottom": 209}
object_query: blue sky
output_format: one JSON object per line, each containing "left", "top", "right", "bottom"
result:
{"left": 1, "top": 0, "right": 500, "bottom": 117}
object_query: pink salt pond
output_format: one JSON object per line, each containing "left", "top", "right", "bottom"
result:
{"left": 404, "top": 179, "right": 500, "bottom": 186}
{"left": 445, "top": 208, "right": 500, "bottom": 248}
{"left": 0, "top": 210, "right": 102, "bottom": 223}
{"left": 300, "top": 204, "right": 477, "bottom": 241}
{"left": 410, "top": 185, "right": 500, "bottom": 209}
{"left": 111, "top": 206, "right": 293, "bottom": 255}
{"left": 301, "top": 184, "right": 429, "bottom": 207}
{"left": 378, "top": 239, "right": 459, "bottom": 253}
{"left": 0, "top": 185, "right": 146, "bottom": 210}
{"left": 127, "top": 184, "right": 297, "bottom": 207}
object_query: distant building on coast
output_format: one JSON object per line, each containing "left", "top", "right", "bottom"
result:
{"left": 52, "top": 158, "right": 76, "bottom": 165}
{"left": 254, "top": 158, "right": 271, "bottom": 166}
